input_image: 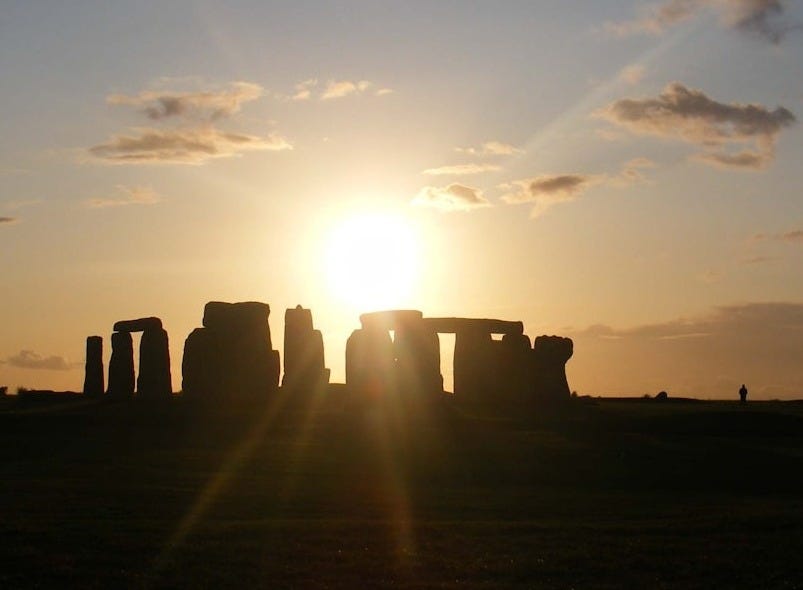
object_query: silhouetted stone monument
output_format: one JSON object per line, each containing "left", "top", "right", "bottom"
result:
{"left": 347, "top": 310, "right": 442, "bottom": 399}
{"left": 424, "top": 318, "right": 524, "bottom": 404}
{"left": 531, "top": 335, "right": 573, "bottom": 403}
{"left": 111, "top": 316, "right": 172, "bottom": 399}
{"left": 107, "top": 331, "right": 135, "bottom": 399}
{"left": 346, "top": 326, "right": 395, "bottom": 398}
{"left": 113, "top": 317, "right": 162, "bottom": 333}
{"left": 83, "top": 335, "right": 104, "bottom": 398}
{"left": 137, "top": 327, "right": 172, "bottom": 399}
{"left": 282, "top": 305, "right": 329, "bottom": 394}
{"left": 182, "top": 301, "right": 280, "bottom": 401}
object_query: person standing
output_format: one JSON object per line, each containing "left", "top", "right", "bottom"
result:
{"left": 739, "top": 383, "right": 748, "bottom": 403}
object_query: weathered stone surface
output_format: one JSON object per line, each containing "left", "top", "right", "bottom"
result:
{"left": 182, "top": 328, "right": 217, "bottom": 397}
{"left": 203, "top": 301, "right": 271, "bottom": 341}
{"left": 183, "top": 301, "right": 279, "bottom": 400}
{"left": 137, "top": 327, "right": 172, "bottom": 399}
{"left": 282, "top": 306, "right": 328, "bottom": 393}
{"left": 346, "top": 328, "right": 395, "bottom": 398}
{"left": 83, "top": 336, "right": 104, "bottom": 397}
{"left": 393, "top": 319, "right": 442, "bottom": 395}
{"left": 424, "top": 317, "right": 524, "bottom": 336}
{"left": 107, "top": 331, "right": 134, "bottom": 398}
{"left": 113, "top": 317, "right": 162, "bottom": 333}
{"left": 497, "top": 333, "right": 532, "bottom": 404}
{"left": 453, "top": 329, "right": 494, "bottom": 402}
{"left": 360, "top": 310, "right": 424, "bottom": 331}
{"left": 531, "top": 335, "right": 573, "bottom": 402}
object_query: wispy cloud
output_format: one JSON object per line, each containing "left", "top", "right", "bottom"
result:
{"left": 4, "top": 350, "right": 76, "bottom": 371}
{"left": 501, "top": 174, "right": 601, "bottom": 217}
{"left": 754, "top": 229, "right": 803, "bottom": 244}
{"left": 619, "top": 64, "right": 647, "bottom": 85}
{"left": 90, "top": 127, "right": 291, "bottom": 164}
{"left": 321, "top": 79, "right": 372, "bottom": 100}
{"left": 422, "top": 163, "right": 502, "bottom": 176}
{"left": 456, "top": 141, "right": 523, "bottom": 156}
{"left": 0, "top": 216, "right": 19, "bottom": 225}
{"left": 596, "top": 82, "right": 796, "bottom": 170}
{"left": 86, "top": 185, "right": 162, "bottom": 208}
{"left": 608, "top": 0, "right": 801, "bottom": 43}
{"left": 291, "top": 79, "right": 317, "bottom": 101}
{"left": 108, "top": 82, "right": 263, "bottom": 121}
{"left": 91, "top": 81, "right": 290, "bottom": 165}
{"left": 412, "top": 183, "right": 491, "bottom": 212}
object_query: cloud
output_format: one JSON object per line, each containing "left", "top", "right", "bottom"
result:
{"left": 5, "top": 350, "right": 75, "bottom": 371}
{"left": 0, "top": 216, "right": 19, "bottom": 225}
{"left": 321, "top": 79, "right": 373, "bottom": 100}
{"left": 569, "top": 302, "right": 803, "bottom": 397}
{"left": 742, "top": 254, "right": 778, "bottom": 264}
{"left": 596, "top": 82, "right": 796, "bottom": 170}
{"left": 291, "top": 79, "right": 317, "bottom": 101}
{"left": 92, "top": 81, "right": 290, "bottom": 166}
{"left": 422, "top": 163, "right": 502, "bottom": 176}
{"left": 86, "top": 185, "right": 162, "bottom": 208}
{"left": 501, "top": 174, "right": 600, "bottom": 217}
{"left": 108, "top": 82, "right": 263, "bottom": 121}
{"left": 412, "top": 183, "right": 491, "bottom": 211}
{"left": 619, "top": 64, "right": 647, "bottom": 85}
{"left": 694, "top": 149, "right": 771, "bottom": 169}
{"left": 89, "top": 127, "right": 292, "bottom": 164}
{"left": 614, "top": 157, "right": 657, "bottom": 185}
{"left": 754, "top": 229, "right": 803, "bottom": 244}
{"left": 456, "top": 141, "right": 523, "bottom": 156}
{"left": 608, "top": 0, "right": 800, "bottom": 42}
{"left": 375, "top": 88, "right": 395, "bottom": 97}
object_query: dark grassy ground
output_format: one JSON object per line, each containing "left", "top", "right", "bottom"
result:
{"left": 2, "top": 393, "right": 803, "bottom": 588}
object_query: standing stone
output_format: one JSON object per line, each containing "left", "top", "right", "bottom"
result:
{"left": 182, "top": 301, "right": 279, "bottom": 401}
{"left": 83, "top": 336, "right": 104, "bottom": 398}
{"left": 346, "top": 328, "right": 395, "bottom": 398}
{"left": 108, "top": 332, "right": 135, "bottom": 399}
{"left": 453, "top": 329, "right": 493, "bottom": 403}
{"left": 137, "top": 328, "right": 172, "bottom": 399}
{"left": 393, "top": 319, "right": 442, "bottom": 396}
{"left": 282, "top": 305, "right": 328, "bottom": 394}
{"left": 531, "top": 335, "right": 573, "bottom": 403}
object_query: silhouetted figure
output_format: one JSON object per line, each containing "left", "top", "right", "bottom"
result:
{"left": 531, "top": 335, "right": 573, "bottom": 403}
{"left": 739, "top": 384, "right": 748, "bottom": 403}
{"left": 182, "top": 301, "right": 280, "bottom": 401}
{"left": 107, "top": 332, "right": 135, "bottom": 399}
{"left": 282, "top": 305, "right": 329, "bottom": 394}
{"left": 83, "top": 336, "right": 104, "bottom": 398}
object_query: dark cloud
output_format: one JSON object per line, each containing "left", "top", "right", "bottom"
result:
{"left": 412, "top": 183, "right": 491, "bottom": 211}
{"left": 608, "top": 0, "right": 800, "bottom": 43}
{"left": 0, "top": 216, "right": 18, "bottom": 225}
{"left": 501, "top": 174, "right": 600, "bottom": 217}
{"left": 570, "top": 302, "right": 803, "bottom": 397}
{"left": 90, "top": 127, "right": 292, "bottom": 164}
{"left": 108, "top": 82, "right": 263, "bottom": 121}
{"left": 597, "top": 83, "right": 796, "bottom": 170}
{"left": 5, "top": 350, "right": 75, "bottom": 371}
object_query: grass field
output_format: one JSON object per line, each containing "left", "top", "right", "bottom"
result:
{"left": 2, "top": 393, "right": 803, "bottom": 588}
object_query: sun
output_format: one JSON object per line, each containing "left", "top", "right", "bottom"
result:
{"left": 323, "top": 211, "right": 420, "bottom": 312}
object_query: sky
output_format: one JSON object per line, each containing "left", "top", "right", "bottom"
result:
{"left": 1, "top": 0, "right": 802, "bottom": 398}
